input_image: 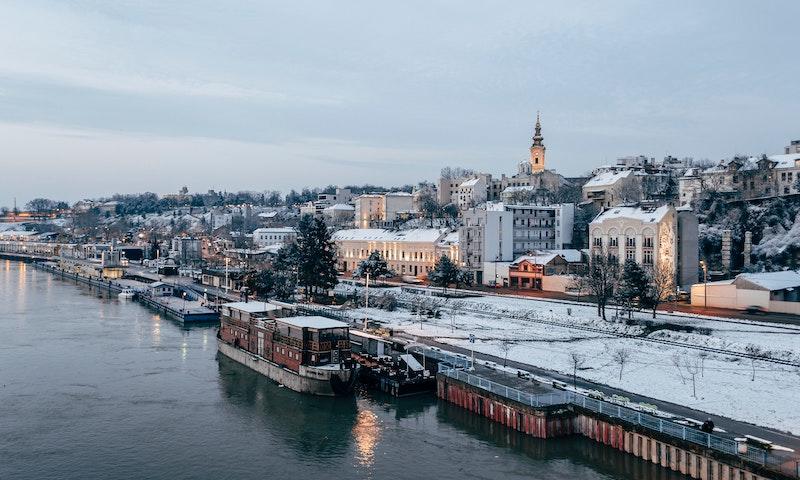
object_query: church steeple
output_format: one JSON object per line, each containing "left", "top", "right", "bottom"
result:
{"left": 532, "top": 111, "right": 544, "bottom": 147}
{"left": 529, "top": 111, "right": 546, "bottom": 173}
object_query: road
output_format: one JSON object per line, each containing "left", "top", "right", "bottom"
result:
{"left": 393, "top": 331, "right": 800, "bottom": 455}
{"left": 354, "top": 278, "right": 800, "bottom": 327}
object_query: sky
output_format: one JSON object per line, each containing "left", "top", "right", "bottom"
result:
{"left": 0, "top": 0, "right": 798, "bottom": 207}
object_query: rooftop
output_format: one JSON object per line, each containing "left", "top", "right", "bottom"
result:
{"left": 253, "top": 227, "right": 297, "bottom": 234}
{"left": 735, "top": 270, "right": 800, "bottom": 292}
{"left": 593, "top": 205, "right": 671, "bottom": 224}
{"left": 332, "top": 228, "right": 447, "bottom": 243}
{"left": 583, "top": 169, "right": 634, "bottom": 189}
{"left": 278, "top": 315, "right": 349, "bottom": 330}
{"left": 223, "top": 301, "right": 282, "bottom": 313}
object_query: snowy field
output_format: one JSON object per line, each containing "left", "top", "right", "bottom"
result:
{"left": 339, "top": 286, "right": 800, "bottom": 434}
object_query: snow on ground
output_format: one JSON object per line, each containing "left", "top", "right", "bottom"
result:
{"left": 340, "top": 286, "right": 800, "bottom": 434}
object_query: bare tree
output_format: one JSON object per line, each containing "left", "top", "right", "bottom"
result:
{"left": 744, "top": 344, "right": 763, "bottom": 382}
{"left": 684, "top": 356, "right": 701, "bottom": 399}
{"left": 697, "top": 351, "right": 709, "bottom": 377}
{"left": 618, "top": 180, "right": 643, "bottom": 204}
{"left": 498, "top": 339, "right": 514, "bottom": 367}
{"left": 671, "top": 353, "right": 686, "bottom": 385}
{"left": 569, "top": 351, "right": 586, "bottom": 388}
{"left": 645, "top": 262, "right": 675, "bottom": 318}
{"left": 585, "top": 250, "right": 620, "bottom": 321}
{"left": 613, "top": 348, "right": 632, "bottom": 381}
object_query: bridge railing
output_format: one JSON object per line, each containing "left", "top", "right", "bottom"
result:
{"left": 438, "top": 365, "right": 797, "bottom": 477}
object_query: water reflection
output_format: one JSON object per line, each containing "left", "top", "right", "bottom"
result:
{"left": 352, "top": 408, "right": 380, "bottom": 467}
{"left": 216, "top": 354, "right": 357, "bottom": 459}
{"left": 437, "top": 401, "right": 687, "bottom": 480}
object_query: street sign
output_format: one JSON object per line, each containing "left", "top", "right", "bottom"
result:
{"left": 469, "top": 334, "right": 475, "bottom": 344}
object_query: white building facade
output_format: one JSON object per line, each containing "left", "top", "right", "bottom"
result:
{"left": 332, "top": 228, "right": 458, "bottom": 278}
{"left": 252, "top": 227, "right": 298, "bottom": 247}
{"left": 459, "top": 206, "right": 513, "bottom": 284}
{"left": 589, "top": 205, "right": 699, "bottom": 290}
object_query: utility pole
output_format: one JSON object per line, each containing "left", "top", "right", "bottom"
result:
{"left": 224, "top": 257, "right": 230, "bottom": 295}
{"left": 363, "top": 271, "right": 370, "bottom": 331}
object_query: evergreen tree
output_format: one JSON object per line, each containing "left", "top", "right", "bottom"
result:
{"left": 296, "top": 215, "right": 338, "bottom": 298}
{"left": 354, "top": 250, "right": 394, "bottom": 286}
{"left": 616, "top": 259, "right": 648, "bottom": 317}
{"left": 428, "top": 255, "right": 470, "bottom": 293}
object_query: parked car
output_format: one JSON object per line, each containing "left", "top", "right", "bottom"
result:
{"left": 744, "top": 305, "right": 765, "bottom": 314}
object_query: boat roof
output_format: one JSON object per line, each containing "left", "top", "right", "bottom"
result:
{"left": 223, "top": 301, "right": 282, "bottom": 313}
{"left": 278, "top": 315, "right": 349, "bottom": 330}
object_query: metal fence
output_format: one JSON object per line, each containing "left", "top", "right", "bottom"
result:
{"left": 438, "top": 365, "right": 797, "bottom": 477}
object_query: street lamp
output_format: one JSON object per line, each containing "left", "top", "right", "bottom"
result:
{"left": 182, "top": 291, "right": 187, "bottom": 312}
{"left": 700, "top": 260, "right": 708, "bottom": 309}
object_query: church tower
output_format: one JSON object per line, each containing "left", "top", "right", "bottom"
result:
{"left": 529, "top": 112, "right": 546, "bottom": 173}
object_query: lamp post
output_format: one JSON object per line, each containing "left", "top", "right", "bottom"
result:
{"left": 364, "top": 271, "right": 370, "bottom": 331}
{"left": 182, "top": 291, "right": 187, "bottom": 312}
{"left": 224, "top": 257, "right": 230, "bottom": 295}
{"left": 700, "top": 260, "right": 708, "bottom": 309}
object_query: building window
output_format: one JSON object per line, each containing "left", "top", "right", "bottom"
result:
{"left": 643, "top": 237, "right": 653, "bottom": 248}
{"left": 643, "top": 251, "right": 653, "bottom": 265}
{"left": 625, "top": 237, "right": 636, "bottom": 247}
{"left": 609, "top": 237, "right": 618, "bottom": 247}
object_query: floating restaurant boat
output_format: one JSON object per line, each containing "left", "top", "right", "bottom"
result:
{"left": 218, "top": 302, "right": 357, "bottom": 396}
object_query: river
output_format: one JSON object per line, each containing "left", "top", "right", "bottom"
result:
{"left": 0, "top": 260, "right": 686, "bottom": 479}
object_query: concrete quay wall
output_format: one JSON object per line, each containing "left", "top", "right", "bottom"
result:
{"left": 438, "top": 375, "right": 784, "bottom": 480}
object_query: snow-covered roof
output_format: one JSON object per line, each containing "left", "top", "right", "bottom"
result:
{"left": 510, "top": 253, "right": 561, "bottom": 266}
{"left": 769, "top": 153, "right": 800, "bottom": 169}
{"left": 332, "top": 228, "right": 447, "bottom": 243}
{"left": 530, "top": 249, "right": 584, "bottom": 263}
{"left": 0, "top": 230, "right": 37, "bottom": 238}
{"left": 459, "top": 178, "right": 481, "bottom": 187}
{"left": 223, "top": 302, "right": 281, "bottom": 313}
{"left": 324, "top": 203, "right": 355, "bottom": 211}
{"left": 149, "top": 281, "right": 171, "bottom": 288}
{"left": 278, "top": 315, "right": 349, "bottom": 329}
{"left": 502, "top": 185, "right": 537, "bottom": 193}
{"left": 253, "top": 227, "right": 297, "bottom": 234}
{"left": 438, "top": 231, "right": 460, "bottom": 246}
{"left": 593, "top": 205, "right": 671, "bottom": 224}
{"left": 258, "top": 211, "right": 278, "bottom": 218}
{"left": 734, "top": 270, "right": 800, "bottom": 292}
{"left": 386, "top": 191, "right": 412, "bottom": 196}
{"left": 583, "top": 169, "right": 633, "bottom": 189}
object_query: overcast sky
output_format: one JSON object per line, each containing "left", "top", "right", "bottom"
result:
{"left": 1, "top": 1, "right": 798, "bottom": 206}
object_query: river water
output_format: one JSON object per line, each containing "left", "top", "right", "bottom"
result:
{"left": 0, "top": 260, "right": 686, "bottom": 480}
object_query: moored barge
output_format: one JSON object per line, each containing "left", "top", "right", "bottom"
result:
{"left": 218, "top": 302, "right": 357, "bottom": 396}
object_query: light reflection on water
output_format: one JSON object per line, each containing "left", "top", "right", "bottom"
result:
{"left": 352, "top": 408, "right": 381, "bottom": 468}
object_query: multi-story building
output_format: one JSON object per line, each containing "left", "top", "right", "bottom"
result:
{"left": 786, "top": 140, "right": 800, "bottom": 155}
{"left": 504, "top": 203, "right": 574, "bottom": 256}
{"left": 458, "top": 207, "right": 513, "bottom": 284}
{"left": 682, "top": 153, "right": 800, "bottom": 204}
{"left": 582, "top": 168, "right": 639, "bottom": 209}
{"left": 354, "top": 192, "right": 414, "bottom": 228}
{"left": 678, "top": 168, "right": 703, "bottom": 206}
{"left": 252, "top": 227, "right": 298, "bottom": 247}
{"left": 332, "top": 228, "right": 458, "bottom": 278}
{"left": 172, "top": 236, "right": 202, "bottom": 264}
{"left": 322, "top": 204, "right": 355, "bottom": 225}
{"left": 589, "top": 204, "right": 698, "bottom": 290}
